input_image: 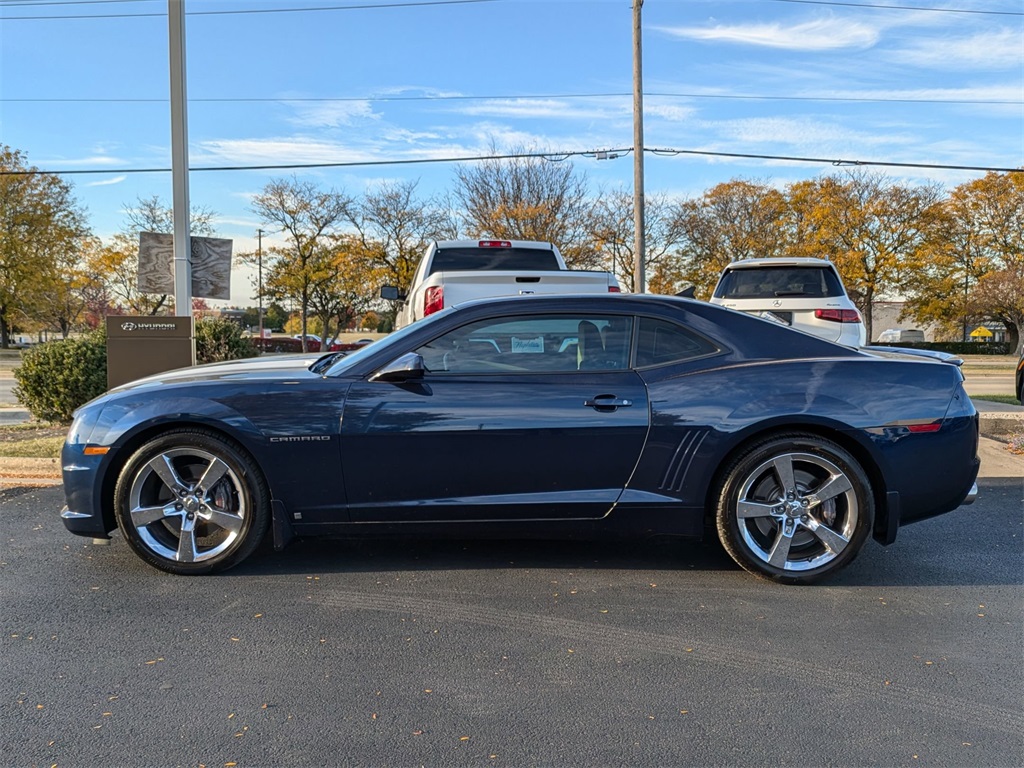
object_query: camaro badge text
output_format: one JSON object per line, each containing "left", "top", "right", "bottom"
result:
{"left": 269, "top": 436, "right": 332, "bottom": 443}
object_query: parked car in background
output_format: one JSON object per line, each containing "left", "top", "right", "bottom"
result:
{"left": 291, "top": 334, "right": 322, "bottom": 347}
{"left": 60, "top": 294, "right": 978, "bottom": 584}
{"left": 877, "top": 328, "right": 926, "bottom": 344}
{"left": 327, "top": 337, "right": 374, "bottom": 352}
{"left": 710, "top": 258, "right": 867, "bottom": 347}
{"left": 381, "top": 239, "right": 620, "bottom": 329}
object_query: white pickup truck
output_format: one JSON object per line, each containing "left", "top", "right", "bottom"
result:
{"left": 382, "top": 239, "right": 621, "bottom": 329}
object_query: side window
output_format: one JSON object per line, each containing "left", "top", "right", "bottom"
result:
{"left": 414, "top": 314, "right": 633, "bottom": 374}
{"left": 635, "top": 317, "right": 718, "bottom": 367}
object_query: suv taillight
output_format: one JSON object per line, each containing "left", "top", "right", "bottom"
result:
{"left": 424, "top": 286, "right": 444, "bottom": 316}
{"left": 815, "top": 309, "right": 861, "bottom": 323}
{"left": 608, "top": 285, "right": 621, "bottom": 293}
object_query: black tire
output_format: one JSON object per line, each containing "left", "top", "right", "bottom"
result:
{"left": 113, "top": 429, "right": 270, "bottom": 575}
{"left": 715, "top": 433, "right": 874, "bottom": 584}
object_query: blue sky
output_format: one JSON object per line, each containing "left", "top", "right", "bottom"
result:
{"left": 2, "top": 0, "right": 1022, "bottom": 304}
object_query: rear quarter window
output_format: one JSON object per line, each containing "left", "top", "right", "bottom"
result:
{"left": 635, "top": 317, "right": 719, "bottom": 367}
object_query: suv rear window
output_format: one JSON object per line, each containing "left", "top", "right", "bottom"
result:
{"left": 428, "top": 246, "right": 560, "bottom": 274}
{"left": 713, "top": 266, "right": 845, "bottom": 300}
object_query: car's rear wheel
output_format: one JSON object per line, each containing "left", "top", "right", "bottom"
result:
{"left": 114, "top": 429, "right": 270, "bottom": 575}
{"left": 715, "top": 434, "right": 873, "bottom": 584}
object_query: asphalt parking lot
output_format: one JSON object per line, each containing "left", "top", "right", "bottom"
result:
{"left": 2, "top": 473, "right": 1021, "bottom": 767}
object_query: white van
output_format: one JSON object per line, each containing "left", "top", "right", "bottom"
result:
{"left": 877, "top": 329, "right": 926, "bottom": 344}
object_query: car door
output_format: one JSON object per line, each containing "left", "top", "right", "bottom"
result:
{"left": 339, "top": 312, "right": 649, "bottom": 522}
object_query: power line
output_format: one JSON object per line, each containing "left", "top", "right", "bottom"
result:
{"left": 0, "top": 0, "right": 497, "bottom": 20}
{"left": 769, "top": 0, "right": 1024, "bottom": 15}
{"left": 2, "top": 147, "right": 1020, "bottom": 177}
{"left": 0, "top": 0, "right": 147, "bottom": 6}
{"left": 6, "top": 0, "right": 1019, "bottom": 18}
{"left": 645, "top": 147, "right": 1024, "bottom": 174}
{"left": 3, "top": 90, "right": 1020, "bottom": 106}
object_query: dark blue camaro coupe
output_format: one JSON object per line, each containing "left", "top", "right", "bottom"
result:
{"left": 61, "top": 295, "right": 979, "bottom": 583}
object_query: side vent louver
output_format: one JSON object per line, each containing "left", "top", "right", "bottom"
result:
{"left": 659, "top": 429, "right": 710, "bottom": 492}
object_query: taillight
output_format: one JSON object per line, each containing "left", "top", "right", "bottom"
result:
{"left": 478, "top": 240, "right": 511, "bottom": 248}
{"left": 907, "top": 423, "right": 942, "bottom": 433}
{"left": 608, "top": 285, "right": 621, "bottom": 293}
{"left": 424, "top": 286, "right": 444, "bottom": 316}
{"left": 815, "top": 309, "right": 861, "bottom": 323}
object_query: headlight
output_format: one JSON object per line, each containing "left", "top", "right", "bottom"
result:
{"left": 66, "top": 405, "right": 104, "bottom": 446}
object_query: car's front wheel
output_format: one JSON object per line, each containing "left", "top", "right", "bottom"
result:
{"left": 113, "top": 429, "right": 270, "bottom": 575}
{"left": 715, "top": 434, "right": 874, "bottom": 584}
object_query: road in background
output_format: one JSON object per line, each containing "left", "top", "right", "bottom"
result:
{"left": 962, "top": 372, "right": 1017, "bottom": 397}
{"left": 2, "top": 477, "right": 1021, "bottom": 767}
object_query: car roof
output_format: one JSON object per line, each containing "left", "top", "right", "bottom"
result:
{"left": 723, "top": 258, "right": 838, "bottom": 269}
{"left": 451, "top": 292, "right": 699, "bottom": 315}
{"left": 434, "top": 239, "right": 555, "bottom": 250}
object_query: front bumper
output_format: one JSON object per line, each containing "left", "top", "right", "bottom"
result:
{"left": 59, "top": 442, "right": 114, "bottom": 538}
{"left": 60, "top": 505, "right": 111, "bottom": 539}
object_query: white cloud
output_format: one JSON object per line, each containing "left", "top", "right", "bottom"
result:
{"left": 380, "top": 126, "right": 446, "bottom": 143}
{"left": 455, "top": 98, "right": 620, "bottom": 121}
{"left": 889, "top": 29, "right": 1024, "bottom": 71}
{"left": 85, "top": 175, "right": 127, "bottom": 187}
{"left": 645, "top": 103, "right": 696, "bottom": 122}
{"left": 192, "top": 137, "right": 377, "bottom": 166}
{"left": 709, "top": 116, "right": 912, "bottom": 150}
{"left": 656, "top": 17, "right": 879, "bottom": 51}
{"left": 39, "top": 154, "right": 124, "bottom": 168}
{"left": 831, "top": 83, "right": 1024, "bottom": 103}
{"left": 285, "top": 100, "right": 379, "bottom": 128}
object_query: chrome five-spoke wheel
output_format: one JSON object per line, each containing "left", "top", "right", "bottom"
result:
{"left": 114, "top": 430, "right": 269, "bottom": 574}
{"left": 716, "top": 434, "right": 873, "bottom": 583}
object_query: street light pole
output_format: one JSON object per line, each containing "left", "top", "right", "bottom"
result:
{"left": 632, "top": 0, "right": 646, "bottom": 294}
{"left": 168, "top": 0, "right": 192, "bottom": 316}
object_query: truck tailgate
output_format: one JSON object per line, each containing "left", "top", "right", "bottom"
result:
{"left": 435, "top": 270, "right": 617, "bottom": 307}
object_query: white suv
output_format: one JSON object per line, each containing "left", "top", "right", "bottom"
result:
{"left": 709, "top": 258, "right": 867, "bottom": 347}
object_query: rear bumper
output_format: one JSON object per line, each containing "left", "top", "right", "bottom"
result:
{"left": 961, "top": 482, "right": 978, "bottom": 506}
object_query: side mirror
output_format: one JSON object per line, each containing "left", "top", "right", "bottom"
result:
{"left": 369, "top": 352, "right": 425, "bottom": 383}
{"left": 380, "top": 285, "right": 406, "bottom": 301}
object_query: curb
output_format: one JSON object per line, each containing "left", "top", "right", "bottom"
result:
{"left": 0, "top": 456, "right": 62, "bottom": 487}
{"left": 978, "top": 412, "right": 1024, "bottom": 439}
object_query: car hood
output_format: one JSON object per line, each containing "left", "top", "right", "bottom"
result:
{"left": 108, "top": 353, "right": 332, "bottom": 393}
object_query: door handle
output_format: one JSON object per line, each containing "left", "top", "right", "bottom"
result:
{"left": 584, "top": 394, "right": 633, "bottom": 410}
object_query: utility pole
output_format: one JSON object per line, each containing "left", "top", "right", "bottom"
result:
{"left": 257, "top": 228, "right": 264, "bottom": 349}
{"left": 632, "top": 0, "right": 646, "bottom": 294}
{"left": 168, "top": 0, "right": 192, "bottom": 316}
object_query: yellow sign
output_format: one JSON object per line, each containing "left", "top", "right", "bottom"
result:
{"left": 970, "top": 326, "right": 993, "bottom": 338}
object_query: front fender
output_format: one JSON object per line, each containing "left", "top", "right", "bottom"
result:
{"left": 63, "top": 397, "right": 270, "bottom": 539}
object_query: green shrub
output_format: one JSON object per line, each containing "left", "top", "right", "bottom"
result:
{"left": 195, "top": 317, "right": 258, "bottom": 364}
{"left": 12, "top": 320, "right": 257, "bottom": 423}
{"left": 14, "top": 330, "right": 108, "bottom": 423}
{"left": 873, "top": 341, "right": 1013, "bottom": 355}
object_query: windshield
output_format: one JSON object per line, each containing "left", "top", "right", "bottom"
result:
{"left": 323, "top": 308, "right": 453, "bottom": 376}
{"left": 428, "top": 246, "right": 560, "bottom": 274}
{"left": 713, "top": 266, "right": 845, "bottom": 300}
